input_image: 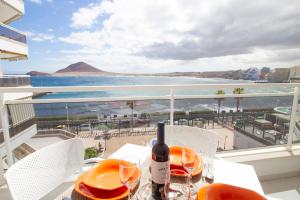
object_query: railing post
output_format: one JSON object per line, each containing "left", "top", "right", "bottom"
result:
{"left": 287, "top": 86, "right": 299, "bottom": 150}
{"left": 0, "top": 94, "right": 13, "bottom": 167}
{"left": 0, "top": 147, "right": 4, "bottom": 185}
{"left": 170, "top": 89, "right": 174, "bottom": 126}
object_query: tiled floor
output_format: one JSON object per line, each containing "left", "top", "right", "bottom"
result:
{"left": 261, "top": 176, "right": 300, "bottom": 200}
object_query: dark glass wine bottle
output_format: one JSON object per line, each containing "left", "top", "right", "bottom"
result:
{"left": 151, "top": 122, "right": 170, "bottom": 200}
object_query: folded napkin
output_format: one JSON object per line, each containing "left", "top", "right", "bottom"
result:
{"left": 108, "top": 143, "right": 151, "bottom": 164}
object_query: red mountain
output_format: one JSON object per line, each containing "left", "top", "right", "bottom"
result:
{"left": 55, "top": 62, "right": 105, "bottom": 73}
{"left": 26, "top": 71, "right": 50, "bottom": 76}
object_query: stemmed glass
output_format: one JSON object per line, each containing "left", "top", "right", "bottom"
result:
{"left": 119, "top": 156, "right": 141, "bottom": 200}
{"left": 164, "top": 169, "right": 190, "bottom": 200}
{"left": 200, "top": 148, "right": 215, "bottom": 182}
{"left": 181, "top": 147, "right": 196, "bottom": 195}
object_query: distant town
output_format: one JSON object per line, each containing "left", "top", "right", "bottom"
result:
{"left": 26, "top": 62, "right": 300, "bottom": 83}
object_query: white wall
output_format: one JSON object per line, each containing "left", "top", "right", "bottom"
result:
{"left": 0, "top": 36, "right": 28, "bottom": 57}
{"left": 4, "top": 92, "right": 33, "bottom": 101}
{"left": 219, "top": 145, "right": 300, "bottom": 182}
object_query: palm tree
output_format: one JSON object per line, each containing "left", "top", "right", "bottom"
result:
{"left": 215, "top": 90, "right": 225, "bottom": 119}
{"left": 233, "top": 88, "right": 245, "bottom": 112}
{"left": 126, "top": 100, "right": 136, "bottom": 132}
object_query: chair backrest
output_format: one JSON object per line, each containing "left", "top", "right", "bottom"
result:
{"left": 165, "top": 125, "right": 218, "bottom": 156}
{"left": 6, "top": 138, "right": 84, "bottom": 200}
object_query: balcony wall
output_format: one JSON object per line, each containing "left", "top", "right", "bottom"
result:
{"left": 0, "top": 23, "right": 27, "bottom": 60}
{"left": 0, "top": 83, "right": 299, "bottom": 167}
{"left": 0, "top": 75, "right": 30, "bottom": 87}
{"left": 0, "top": 118, "right": 36, "bottom": 145}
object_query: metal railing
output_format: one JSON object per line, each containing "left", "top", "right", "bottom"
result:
{"left": 0, "top": 75, "right": 30, "bottom": 87}
{"left": 0, "top": 82, "right": 299, "bottom": 166}
{"left": 0, "top": 22, "right": 26, "bottom": 44}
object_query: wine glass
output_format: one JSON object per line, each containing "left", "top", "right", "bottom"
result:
{"left": 136, "top": 169, "right": 190, "bottom": 200}
{"left": 164, "top": 169, "right": 190, "bottom": 199}
{"left": 119, "top": 156, "right": 141, "bottom": 200}
{"left": 181, "top": 147, "right": 196, "bottom": 194}
{"left": 200, "top": 150, "right": 207, "bottom": 180}
{"left": 200, "top": 146, "right": 215, "bottom": 182}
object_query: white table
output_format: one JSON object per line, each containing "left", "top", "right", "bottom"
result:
{"left": 59, "top": 143, "right": 265, "bottom": 199}
{"left": 109, "top": 143, "right": 264, "bottom": 195}
{"left": 214, "top": 159, "right": 264, "bottom": 195}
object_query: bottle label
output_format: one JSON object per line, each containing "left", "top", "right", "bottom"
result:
{"left": 151, "top": 160, "right": 170, "bottom": 184}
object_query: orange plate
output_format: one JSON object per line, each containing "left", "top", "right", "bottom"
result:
{"left": 196, "top": 183, "right": 267, "bottom": 200}
{"left": 82, "top": 159, "right": 140, "bottom": 191}
{"left": 75, "top": 171, "right": 129, "bottom": 200}
{"left": 169, "top": 146, "right": 202, "bottom": 177}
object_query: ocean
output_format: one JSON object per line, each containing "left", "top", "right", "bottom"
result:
{"left": 31, "top": 76, "right": 293, "bottom": 118}
{"left": 31, "top": 76, "right": 291, "bottom": 98}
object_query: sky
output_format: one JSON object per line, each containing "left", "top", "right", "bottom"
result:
{"left": 3, "top": 0, "right": 300, "bottom": 74}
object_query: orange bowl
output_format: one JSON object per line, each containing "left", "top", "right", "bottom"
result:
{"left": 196, "top": 183, "right": 267, "bottom": 200}
{"left": 82, "top": 159, "right": 140, "bottom": 191}
{"left": 169, "top": 146, "right": 202, "bottom": 177}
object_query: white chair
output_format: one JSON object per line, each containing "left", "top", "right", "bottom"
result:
{"left": 165, "top": 125, "right": 218, "bottom": 157}
{"left": 109, "top": 143, "right": 151, "bottom": 164}
{"left": 5, "top": 138, "right": 84, "bottom": 200}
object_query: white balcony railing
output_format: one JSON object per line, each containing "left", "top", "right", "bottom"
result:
{"left": 0, "top": 82, "right": 299, "bottom": 166}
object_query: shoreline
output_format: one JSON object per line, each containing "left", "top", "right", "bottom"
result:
{"left": 29, "top": 73, "right": 256, "bottom": 82}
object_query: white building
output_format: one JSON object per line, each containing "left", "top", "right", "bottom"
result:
{"left": 289, "top": 66, "right": 300, "bottom": 82}
{"left": 0, "top": 0, "right": 36, "bottom": 168}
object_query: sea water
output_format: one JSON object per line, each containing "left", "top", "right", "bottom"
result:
{"left": 31, "top": 76, "right": 293, "bottom": 117}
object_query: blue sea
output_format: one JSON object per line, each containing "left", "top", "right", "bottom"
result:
{"left": 31, "top": 76, "right": 293, "bottom": 117}
{"left": 31, "top": 76, "right": 290, "bottom": 99}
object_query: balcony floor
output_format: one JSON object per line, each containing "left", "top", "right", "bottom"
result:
{"left": 261, "top": 175, "right": 300, "bottom": 200}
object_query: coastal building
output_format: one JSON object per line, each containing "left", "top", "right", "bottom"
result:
{"left": 289, "top": 66, "right": 300, "bottom": 82}
{"left": 0, "top": 0, "right": 36, "bottom": 169}
{"left": 243, "top": 67, "right": 261, "bottom": 80}
{"left": 269, "top": 68, "right": 290, "bottom": 83}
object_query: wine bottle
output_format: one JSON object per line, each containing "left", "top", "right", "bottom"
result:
{"left": 151, "top": 122, "right": 170, "bottom": 200}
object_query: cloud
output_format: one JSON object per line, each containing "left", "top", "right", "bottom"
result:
{"left": 28, "top": 0, "right": 52, "bottom": 4}
{"left": 26, "top": 31, "right": 55, "bottom": 42}
{"left": 59, "top": 31, "right": 102, "bottom": 47}
{"left": 29, "top": 0, "right": 42, "bottom": 4}
{"left": 70, "top": 1, "right": 113, "bottom": 29}
{"left": 58, "top": 0, "right": 300, "bottom": 73}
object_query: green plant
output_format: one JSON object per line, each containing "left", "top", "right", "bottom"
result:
{"left": 95, "top": 124, "right": 110, "bottom": 131}
{"left": 215, "top": 90, "right": 225, "bottom": 118}
{"left": 233, "top": 88, "right": 245, "bottom": 112}
{"left": 140, "top": 113, "right": 149, "bottom": 119}
{"left": 84, "top": 147, "right": 98, "bottom": 159}
{"left": 126, "top": 100, "right": 136, "bottom": 131}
